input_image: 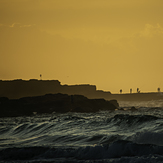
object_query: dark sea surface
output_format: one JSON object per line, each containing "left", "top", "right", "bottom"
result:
{"left": 1, "top": 100, "right": 163, "bottom": 163}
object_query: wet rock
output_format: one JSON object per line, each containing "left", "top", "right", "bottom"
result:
{"left": 130, "top": 106, "right": 137, "bottom": 111}
{"left": 0, "top": 93, "right": 119, "bottom": 117}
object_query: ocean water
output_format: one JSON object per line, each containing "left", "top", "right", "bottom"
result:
{"left": 1, "top": 100, "right": 163, "bottom": 163}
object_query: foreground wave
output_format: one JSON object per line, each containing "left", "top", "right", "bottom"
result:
{"left": 1, "top": 140, "right": 163, "bottom": 162}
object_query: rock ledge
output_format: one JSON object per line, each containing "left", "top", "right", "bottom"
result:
{"left": 0, "top": 93, "right": 119, "bottom": 117}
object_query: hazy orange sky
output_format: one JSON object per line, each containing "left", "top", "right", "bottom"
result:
{"left": 1, "top": 0, "right": 163, "bottom": 93}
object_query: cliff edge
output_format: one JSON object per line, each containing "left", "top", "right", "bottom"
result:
{"left": 0, "top": 79, "right": 111, "bottom": 99}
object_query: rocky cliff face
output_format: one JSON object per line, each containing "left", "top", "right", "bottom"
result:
{"left": 0, "top": 79, "right": 62, "bottom": 99}
{"left": 0, "top": 93, "right": 118, "bottom": 117}
{"left": 1, "top": 80, "right": 162, "bottom": 101}
{"left": 0, "top": 79, "right": 111, "bottom": 99}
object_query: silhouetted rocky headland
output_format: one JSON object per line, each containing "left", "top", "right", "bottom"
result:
{"left": 0, "top": 79, "right": 111, "bottom": 99}
{"left": 0, "top": 79, "right": 163, "bottom": 101}
{"left": 0, "top": 93, "right": 119, "bottom": 117}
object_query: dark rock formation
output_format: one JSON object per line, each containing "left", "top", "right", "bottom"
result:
{"left": 1, "top": 79, "right": 162, "bottom": 101}
{"left": 0, "top": 79, "right": 111, "bottom": 99}
{"left": 0, "top": 93, "right": 118, "bottom": 117}
{"left": 0, "top": 79, "right": 62, "bottom": 99}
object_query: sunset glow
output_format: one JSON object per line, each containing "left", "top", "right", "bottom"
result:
{"left": 1, "top": 0, "right": 163, "bottom": 93}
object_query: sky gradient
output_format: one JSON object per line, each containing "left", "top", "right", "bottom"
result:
{"left": 1, "top": 0, "right": 163, "bottom": 93}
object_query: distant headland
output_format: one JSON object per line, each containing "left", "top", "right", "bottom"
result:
{"left": 0, "top": 79, "right": 111, "bottom": 99}
{"left": 0, "top": 79, "right": 163, "bottom": 101}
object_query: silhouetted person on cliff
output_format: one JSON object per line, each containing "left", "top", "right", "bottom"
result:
{"left": 120, "top": 89, "right": 122, "bottom": 94}
{"left": 137, "top": 88, "right": 140, "bottom": 93}
{"left": 130, "top": 89, "right": 132, "bottom": 94}
{"left": 158, "top": 87, "right": 160, "bottom": 92}
{"left": 40, "top": 74, "right": 42, "bottom": 80}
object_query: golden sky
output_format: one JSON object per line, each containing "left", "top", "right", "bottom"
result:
{"left": 0, "top": 0, "right": 163, "bottom": 93}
